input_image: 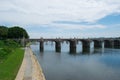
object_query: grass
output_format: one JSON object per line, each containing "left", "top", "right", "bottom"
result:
{"left": 0, "top": 40, "right": 4, "bottom": 48}
{"left": 0, "top": 48, "right": 24, "bottom": 80}
{"left": 0, "top": 40, "right": 21, "bottom": 61}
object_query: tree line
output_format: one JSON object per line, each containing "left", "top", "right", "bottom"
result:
{"left": 0, "top": 26, "right": 29, "bottom": 39}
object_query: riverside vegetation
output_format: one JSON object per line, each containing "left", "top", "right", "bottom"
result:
{"left": 0, "top": 25, "right": 29, "bottom": 80}
{"left": 0, "top": 40, "right": 24, "bottom": 80}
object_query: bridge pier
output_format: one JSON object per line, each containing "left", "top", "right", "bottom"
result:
{"left": 82, "top": 40, "right": 91, "bottom": 52}
{"left": 40, "top": 41, "right": 44, "bottom": 52}
{"left": 94, "top": 40, "right": 103, "bottom": 48}
{"left": 104, "top": 40, "right": 114, "bottom": 48}
{"left": 69, "top": 40, "right": 76, "bottom": 53}
{"left": 27, "top": 38, "right": 120, "bottom": 53}
{"left": 55, "top": 41, "right": 61, "bottom": 52}
{"left": 114, "top": 40, "right": 120, "bottom": 48}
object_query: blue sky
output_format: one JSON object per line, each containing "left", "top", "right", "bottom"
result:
{"left": 0, "top": 0, "right": 120, "bottom": 38}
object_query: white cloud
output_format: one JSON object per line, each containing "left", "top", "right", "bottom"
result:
{"left": 48, "top": 23, "right": 106, "bottom": 30}
{"left": 0, "top": 0, "right": 120, "bottom": 38}
{"left": 0, "top": 0, "right": 120, "bottom": 24}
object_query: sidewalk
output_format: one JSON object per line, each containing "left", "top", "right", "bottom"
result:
{"left": 15, "top": 47, "right": 46, "bottom": 80}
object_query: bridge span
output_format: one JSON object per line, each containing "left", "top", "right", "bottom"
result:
{"left": 21, "top": 38, "right": 120, "bottom": 53}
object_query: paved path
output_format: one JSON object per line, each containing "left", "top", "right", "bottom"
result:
{"left": 15, "top": 47, "right": 45, "bottom": 80}
{"left": 23, "top": 48, "right": 32, "bottom": 80}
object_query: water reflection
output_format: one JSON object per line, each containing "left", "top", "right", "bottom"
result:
{"left": 31, "top": 42, "right": 120, "bottom": 80}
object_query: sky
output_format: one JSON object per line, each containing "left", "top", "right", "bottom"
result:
{"left": 0, "top": 0, "right": 120, "bottom": 38}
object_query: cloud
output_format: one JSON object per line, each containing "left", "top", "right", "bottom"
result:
{"left": 48, "top": 23, "right": 106, "bottom": 30}
{"left": 0, "top": 0, "right": 120, "bottom": 25}
{"left": 0, "top": 0, "right": 120, "bottom": 38}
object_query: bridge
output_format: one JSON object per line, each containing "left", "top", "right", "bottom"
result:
{"left": 20, "top": 38, "right": 120, "bottom": 53}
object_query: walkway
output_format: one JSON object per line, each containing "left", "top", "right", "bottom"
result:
{"left": 15, "top": 47, "right": 46, "bottom": 80}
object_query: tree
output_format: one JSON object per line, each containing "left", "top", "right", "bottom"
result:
{"left": 8, "top": 26, "right": 29, "bottom": 39}
{"left": 0, "top": 26, "right": 8, "bottom": 39}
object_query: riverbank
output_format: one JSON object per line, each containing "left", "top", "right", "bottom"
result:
{"left": 0, "top": 40, "right": 24, "bottom": 80}
{"left": 15, "top": 47, "right": 46, "bottom": 80}
{"left": 0, "top": 48, "right": 24, "bottom": 80}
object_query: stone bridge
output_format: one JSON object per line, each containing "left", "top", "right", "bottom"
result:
{"left": 20, "top": 38, "right": 120, "bottom": 53}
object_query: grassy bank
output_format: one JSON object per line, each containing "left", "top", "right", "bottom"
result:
{"left": 0, "top": 40, "right": 24, "bottom": 80}
{"left": 0, "top": 40, "right": 21, "bottom": 61}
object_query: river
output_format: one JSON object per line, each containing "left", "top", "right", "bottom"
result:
{"left": 31, "top": 42, "right": 120, "bottom": 80}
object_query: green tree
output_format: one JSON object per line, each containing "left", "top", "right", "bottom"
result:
{"left": 8, "top": 26, "right": 29, "bottom": 39}
{"left": 0, "top": 26, "right": 8, "bottom": 39}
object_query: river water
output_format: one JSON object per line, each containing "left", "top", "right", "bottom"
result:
{"left": 31, "top": 42, "right": 120, "bottom": 80}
